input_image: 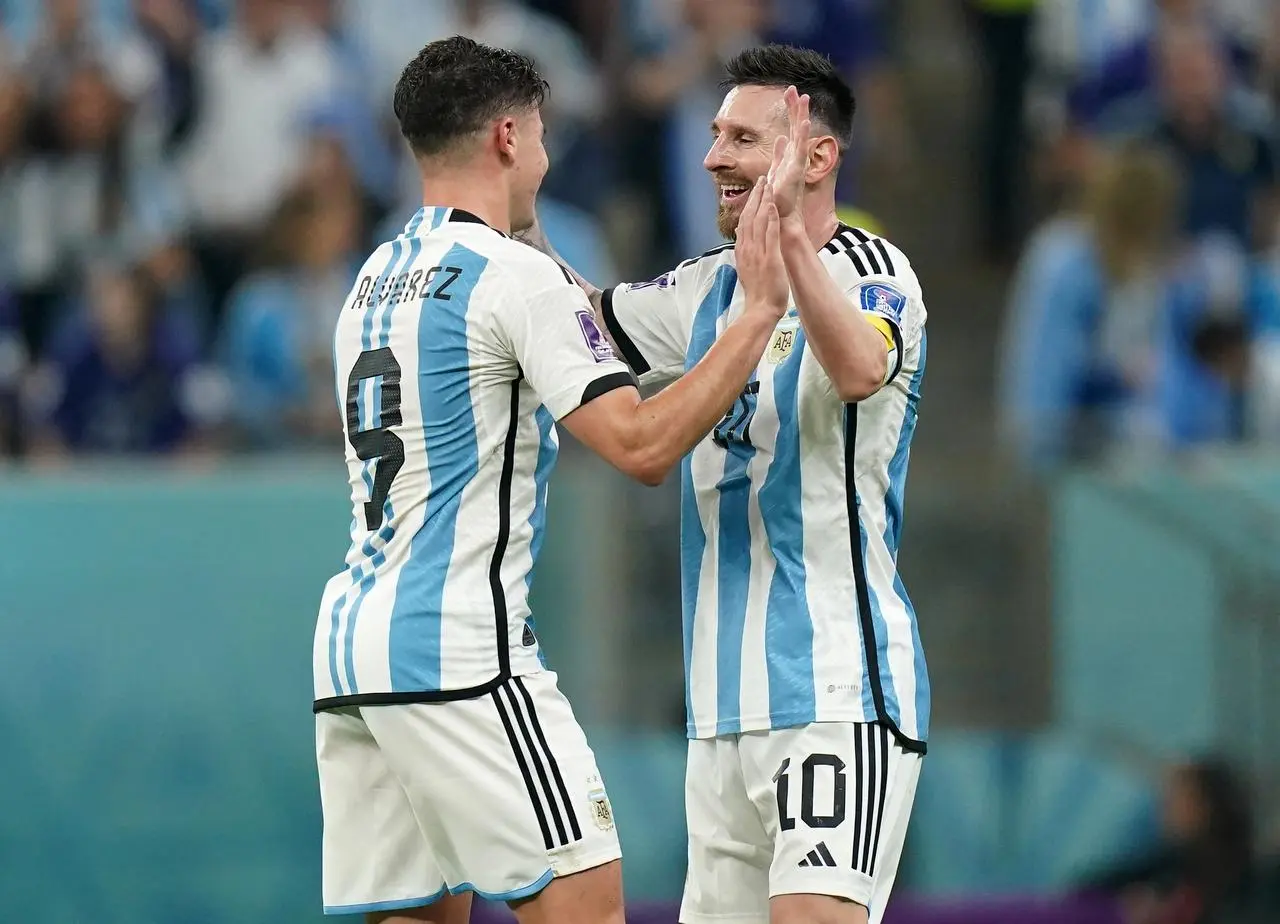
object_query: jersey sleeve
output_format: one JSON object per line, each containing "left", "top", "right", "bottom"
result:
{"left": 494, "top": 265, "right": 636, "bottom": 421}
{"left": 824, "top": 234, "right": 927, "bottom": 387}
{"left": 600, "top": 270, "right": 690, "bottom": 383}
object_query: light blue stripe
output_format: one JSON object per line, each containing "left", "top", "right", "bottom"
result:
{"left": 758, "top": 328, "right": 816, "bottom": 728}
{"left": 388, "top": 243, "right": 489, "bottom": 691}
{"left": 525, "top": 405, "right": 557, "bottom": 668}
{"left": 714, "top": 400, "right": 754, "bottom": 734}
{"left": 379, "top": 237, "right": 423, "bottom": 347}
{"left": 340, "top": 238, "right": 419, "bottom": 691}
{"left": 327, "top": 239, "right": 405, "bottom": 697}
{"left": 681, "top": 265, "right": 736, "bottom": 736}
{"left": 883, "top": 332, "right": 930, "bottom": 739}
{"left": 430, "top": 207, "right": 449, "bottom": 231}
{"left": 405, "top": 207, "right": 428, "bottom": 236}
{"left": 447, "top": 868, "right": 554, "bottom": 902}
{"left": 321, "top": 868, "right": 553, "bottom": 915}
{"left": 324, "top": 888, "right": 446, "bottom": 916}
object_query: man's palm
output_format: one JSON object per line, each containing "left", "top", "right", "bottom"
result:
{"left": 768, "top": 87, "right": 811, "bottom": 219}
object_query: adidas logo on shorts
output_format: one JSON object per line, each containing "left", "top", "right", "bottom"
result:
{"left": 797, "top": 841, "right": 838, "bottom": 868}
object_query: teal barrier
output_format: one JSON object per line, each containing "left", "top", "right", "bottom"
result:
{"left": 0, "top": 457, "right": 1181, "bottom": 921}
{"left": 1051, "top": 454, "right": 1280, "bottom": 776}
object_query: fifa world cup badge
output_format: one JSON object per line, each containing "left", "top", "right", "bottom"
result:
{"left": 766, "top": 319, "right": 800, "bottom": 364}
{"left": 587, "top": 777, "right": 614, "bottom": 831}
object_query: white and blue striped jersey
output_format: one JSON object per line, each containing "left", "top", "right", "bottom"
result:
{"left": 601, "top": 225, "right": 930, "bottom": 751}
{"left": 313, "top": 207, "right": 634, "bottom": 710}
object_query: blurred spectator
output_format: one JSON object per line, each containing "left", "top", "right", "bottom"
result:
{"left": 625, "top": 0, "right": 768, "bottom": 255}
{"left": 1157, "top": 233, "right": 1280, "bottom": 447}
{"left": 965, "top": 0, "right": 1037, "bottom": 263}
{"left": 130, "top": 0, "right": 204, "bottom": 157}
{"left": 219, "top": 181, "right": 361, "bottom": 449}
{"left": 12, "top": 61, "right": 133, "bottom": 350}
{"left": 1080, "top": 758, "right": 1258, "bottom": 924}
{"left": 0, "top": 50, "right": 27, "bottom": 290}
{"left": 999, "top": 142, "right": 1182, "bottom": 471}
{"left": 0, "top": 286, "right": 25, "bottom": 456}
{"left": 765, "top": 0, "right": 912, "bottom": 199}
{"left": 16, "top": 0, "right": 159, "bottom": 107}
{"left": 349, "top": 0, "right": 605, "bottom": 217}
{"left": 1099, "top": 21, "right": 1278, "bottom": 251}
{"left": 23, "top": 260, "right": 223, "bottom": 457}
{"left": 179, "top": 0, "right": 339, "bottom": 313}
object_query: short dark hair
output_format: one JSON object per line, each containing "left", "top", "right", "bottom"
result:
{"left": 722, "top": 45, "right": 856, "bottom": 151}
{"left": 393, "top": 36, "right": 549, "bottom": 158}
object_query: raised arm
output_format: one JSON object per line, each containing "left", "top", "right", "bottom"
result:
{"left": 770, "top": 88, "right": 895, "bottom": 402}
{"left": 560, "top": 180, "right": 788, "bottom": 484}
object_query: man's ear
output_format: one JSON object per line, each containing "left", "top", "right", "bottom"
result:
{"left": 494, "top": 116, "right": 518, "bottom": 165}
{"left": 805, "top": 135, "right": 841, "bottom": 185}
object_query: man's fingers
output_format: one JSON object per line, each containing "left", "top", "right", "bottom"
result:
{"left": 737, "top": 177, "right": 765, "bottom": 239}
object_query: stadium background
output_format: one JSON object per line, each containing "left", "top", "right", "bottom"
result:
{"left": 2, "top": 0, "right": 1280, "bottom": 922}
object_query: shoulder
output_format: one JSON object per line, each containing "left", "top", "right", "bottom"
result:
{"left": 823, "top": 226, "right": 924, "bottom": 313}
{"left": 490, "top": 234, "right": 579, "bottom": 289}
{"left": 668, "top": 241, "right": 738, "bottom": 291}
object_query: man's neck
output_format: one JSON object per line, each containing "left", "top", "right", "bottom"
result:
{"left": 418, "top": 171, "right": 510, "bottom": 233}
{"left": 800, "top": 199, "right": 842, "bottom": 250}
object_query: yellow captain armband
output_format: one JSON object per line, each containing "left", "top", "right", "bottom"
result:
{"left": 865, "top": 313, "right": 897, "bottom": 351}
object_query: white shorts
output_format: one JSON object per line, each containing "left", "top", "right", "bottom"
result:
{"left": 316, "top": 671, "right": 621, "bottom": 916}
{"left": 680, "top": 722, "right": 922, "bottom": 924}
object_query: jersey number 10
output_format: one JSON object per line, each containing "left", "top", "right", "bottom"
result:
{"left": 345, "top": 347, "right": 404, "bottom": 531}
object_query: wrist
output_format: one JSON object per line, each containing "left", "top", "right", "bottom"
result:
{"left": 778, "top": 213, "right": 808, "bottom": 241}
{"left": 740, "top": 299, "right": 785, "bottom": 326}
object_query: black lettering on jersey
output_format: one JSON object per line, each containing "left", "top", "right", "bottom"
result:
{"left": 389, "top": 271, "right": 409, "bottom": 304}
{"left": 432, "top": 266, "right": 462, "bottom": 301}
{"left": 378, "top": 273, "right": 397, "bottom": 304}
{"left": 406, "top": 269, "right": 424, "bottom": 301}
{"left": 350, "top": 275, "right": 372, "bottom": 310}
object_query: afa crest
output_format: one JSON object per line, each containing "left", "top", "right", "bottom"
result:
{"left": 588, "top": 781, "right": 614, "bottom": 831}
{"left": 766, "top": 319, "right": 800, "bottom": 364}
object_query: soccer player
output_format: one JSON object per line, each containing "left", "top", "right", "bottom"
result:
{"left": 311, "top": 37, "right": 791, "bottom": 924}
{"left": 518, "top": 46, "right": 930, "bottom": 924}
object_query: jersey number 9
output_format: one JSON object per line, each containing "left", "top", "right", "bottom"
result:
{"left": 346, "top": 347, "right": 404, "bottom": 531}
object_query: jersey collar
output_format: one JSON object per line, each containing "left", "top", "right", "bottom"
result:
{"left": 401, "top": 207, "right": 508, "bottom": 237}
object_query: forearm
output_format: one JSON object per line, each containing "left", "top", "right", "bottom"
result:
{"left": 623, "top": 311, "right": 775, "bottom": 482}
{"left": 780, "top": 218, "right": 888, "bottom": 400}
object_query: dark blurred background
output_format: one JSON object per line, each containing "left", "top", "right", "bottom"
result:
{"left": 2, "top": 1, "right": 1280, "bottom": 923}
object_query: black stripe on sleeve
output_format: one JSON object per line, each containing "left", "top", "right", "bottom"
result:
{"left": 845, "top": 247, "right": 871, "bottom": 277}
{"left": 848, "top": 227, "right": 871, "bottom": 244}
{"left": 872, "top": 238, "right": 896, "bottom": 276}
{"left": 580, "top": 371, "right": 636, "bottom": 408}
{"left": 492, "top": 688, "right": 555, "bottom": 850}
{"left": 515, "top": 676, "right": 583, "bottom": 842}
{"left": 501, "top": 682, "right": 570, "bottom": 847}
{"left": 858, "top": 243, "right": 884, "bottom": 275}
{"left": 860, "top": 723, "right": 879, "bottom": 871}
{"left": 886, "top": 322, "right": 905, "bottom": 385}
{"left": 868, "top": 724, "right": 892, "bottom": 875}
{"left": 600, "top": 287, "right": 652, "bottom": 375}
{"left": 556, "top": 263, "right": 576, "bottom": 285}
{"left": 851, "top": 725, "right": 866, "bottom": 872}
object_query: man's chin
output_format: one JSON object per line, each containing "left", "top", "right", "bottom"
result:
{"left": 717, "top": 204, "right": 741, "bottom": 242}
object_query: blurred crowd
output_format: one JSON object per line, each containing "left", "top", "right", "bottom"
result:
{"left": 1078, "top": 757, "right": 1280, "bottom": 924}
{"left": 992, "top": 0, "right": 1280, "bottom": 471}
{"left": 0, "top": 0, "right": 903, "bottom": 460}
